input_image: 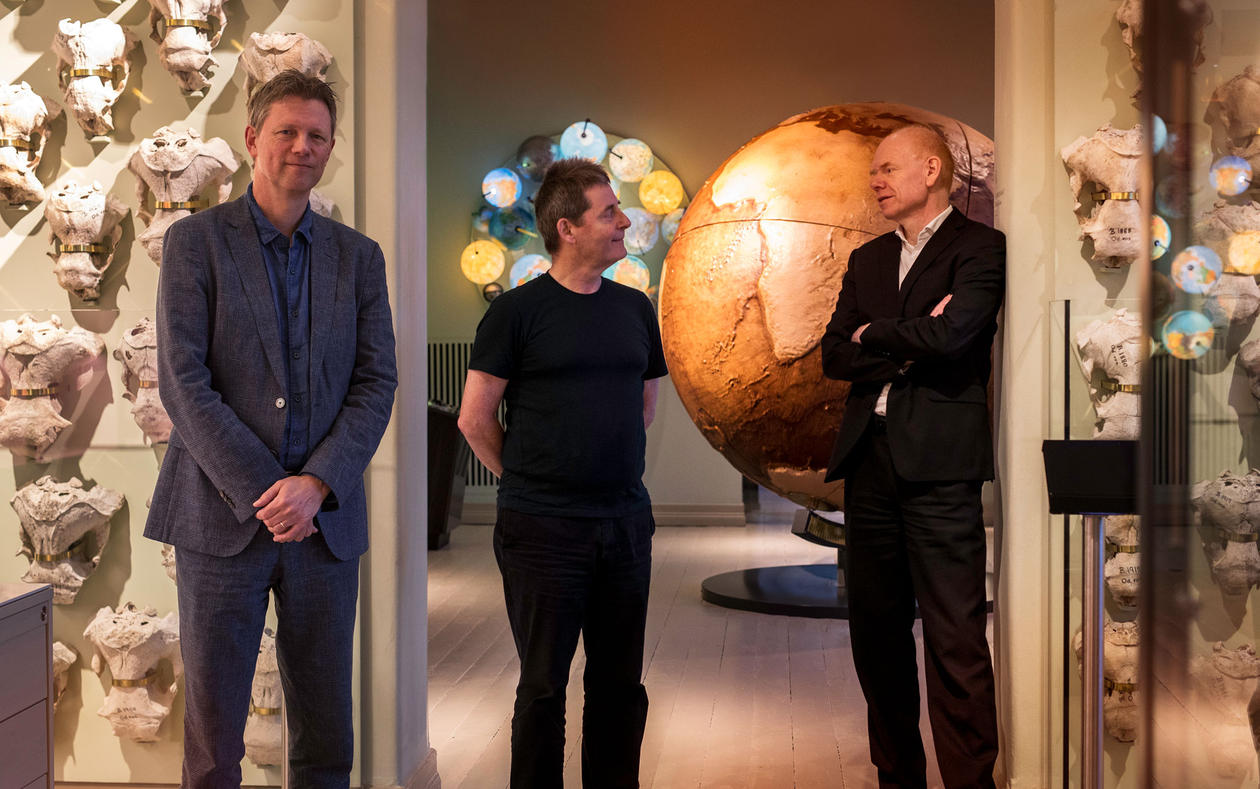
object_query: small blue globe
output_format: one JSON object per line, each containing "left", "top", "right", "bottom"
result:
{"left": 1210, "top": 155, "right": 1253, "bottom": 197}
{"left": 602, "top": 255, "right": 650, "bottom": 292}
{"left": 623, "top": 207, "right": 660, "bottom": 255}
{"left": 489, "top": 205, "right": 537, "bottom": 251}
{"left": 515, "top": 136, "right": 559, "bottom": 182}
{"left": 510, "top": 254, "right": 551, "bottom": 287}
{"left": 1161, "top": 310, "right": 1214, "bottom": 359}
{"left": 1171, "top": 245, "right": 1223, "bottom": 294}
{"left": 472, "top": 204, "right": 496, "bottom": 235}
{"left": 560, "top": 120, "right": 608, "bottom": 163}
{"left": 482, "top": 167, "right": 523, "bottom": 208}
{"left": 661, "top": 208, "right": 685, "bottom": 244}
{"left": 1151, "top": 115, "right": 1167, "bottom": 154}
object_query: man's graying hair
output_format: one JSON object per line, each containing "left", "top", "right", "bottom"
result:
{"left": 247, "top": 70, "right": 339, "bottom": 133}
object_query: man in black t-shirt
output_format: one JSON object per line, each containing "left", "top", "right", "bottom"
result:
{"left": 459, "top": 158, "right": 668, "bottom": 789}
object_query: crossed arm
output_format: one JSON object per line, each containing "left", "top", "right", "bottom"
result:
{"left": 821, "top": 238, "right": 1005, "bottom": 382}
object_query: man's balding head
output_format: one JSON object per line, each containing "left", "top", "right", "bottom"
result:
{"left": 885, "top": 124, "right": 955, "bottom": 192}
{"left": 869, "top": 123, "right": 956, "bottom": 232}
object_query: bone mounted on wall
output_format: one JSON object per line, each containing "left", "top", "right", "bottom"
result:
{"left": 13, "top": 475, "right": 125, "bottom": 605}
{"left": 1061, "top": 124, "right": 1144, "bottom": 268}
{"left": 51, "top": 17, "right": 135, "bottom": 137}
{"left": 129, "top": 125, "right": 238, "bottom": 265}
{"left": 146, "top": 0, "right": 228, "bottom": 92}
{"left": 83, "top": 602, "right": 182, "bottom": 742}
{"left": 44, "top": 180, "right": 129, "bottom": 302}
{"left": 0, "top": 82, "right": 61, "bottom": 205}
{"left": 0, "top": 314, "right": 105, "bottom": 462}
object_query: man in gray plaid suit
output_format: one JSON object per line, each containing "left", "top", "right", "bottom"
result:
{"left": 144, "top": 71, "right": 396, "bottom": 788}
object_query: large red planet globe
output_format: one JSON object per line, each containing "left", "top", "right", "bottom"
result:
{"left": 660, "top": 103, "right": 994, "bottom": 510}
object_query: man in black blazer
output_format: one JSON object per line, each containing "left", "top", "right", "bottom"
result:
{"left": 821, "top": 124, "right": 1004, "bottom": 789}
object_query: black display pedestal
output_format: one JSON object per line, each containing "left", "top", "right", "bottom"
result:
{"left": 700, "top": 562, "right": 852, "bottom": 618}
{"left": 700, "top": 510, "right": 865, "bottom": 620}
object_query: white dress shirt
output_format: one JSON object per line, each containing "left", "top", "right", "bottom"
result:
{"left": 874, "top": 205, "right": 954, "bottom": 417}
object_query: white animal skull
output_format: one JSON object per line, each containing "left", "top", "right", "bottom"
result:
{"left": 1205, "top": 274, "right": 1260, "bottom": 327}
{"left": 160, "top": 543, "right": 177, "bottom": 583}
{"left": 1115, "top": 0, "right": 1209, "bottom": 99}
{"left": 1196, "top": 201, "right": 1260, "bottom": 277}
{"left": 12, "top": 475, "right": 124, "bottom": 604}
{"left": 1104, "top": 514, "right": 1140, "bottom": 609}
{"left": 83, "top": 603, "right": 181, "bottom": 742}
{"left": 113, "top": 317, "right": 171, "bottom": 444}
{"left": 1073, "top": 619, "right": 1139, "bottom": 741}
{"left": 1241, "top": 339, "right": 1260, "bottom": 402}
{"left": 1191, "top": 642, "right": 1260, "bottom": 780}
{"left": 129, "top": 126, "right": 237, "bottom": 264}
{"left": 1061, "top": 124, "right": 1144, "bottom": 267}
{"left": 52, "top": 640, "right": 78, "bottom": 711}
{"left": 240, "top": 32, "right": 333, "bottom": 97}
{"left": 44, "top": 180, "right": 128, "bottom": 302}
{"left": 1076, "top": 308, "right": 1143, "bottom": 439}
{"left": 1193, "top": 470, "right": 1260, "bottom": 596}
{"left": 146, "top": 0, "right": 226, "bottom": 92}
{"left": 51, "top": 18, "right": 135, "bottom": 137}
{"left": 0, "top": 314, "right": 105, "bottom": 461}
{"left": 244, "top": 628, "right": 282, "bottom": 766}
{"left": 1206, "top": 65, "right": 1260, "bottom": 178}
{"left": 0, "top": 82, "right": 61, "bottom": 204}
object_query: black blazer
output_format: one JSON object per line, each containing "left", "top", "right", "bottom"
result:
{"left": 821, "top": 208, "right": 1005, "bottom": 483}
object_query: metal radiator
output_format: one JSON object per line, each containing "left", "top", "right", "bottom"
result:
{"left": 427, "top": 341, "right": 499, "bottom": 487}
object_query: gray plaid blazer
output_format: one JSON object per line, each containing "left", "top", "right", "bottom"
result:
{"left": 144, "top": 194, "right": 397, "bottom": 560}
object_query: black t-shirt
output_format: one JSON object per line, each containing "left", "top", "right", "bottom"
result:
{"left": 468, "top": 272, "right": 668, "bottom": 517}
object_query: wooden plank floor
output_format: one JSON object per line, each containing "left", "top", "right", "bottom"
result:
{"left": 429, "top": 509, "right": 980, "bottom": 788}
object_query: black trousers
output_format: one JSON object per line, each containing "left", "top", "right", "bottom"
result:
{"left": 843, "top": 423, "right": 998, "bottom": 789}
{"left": 494, "top": 506, "right": 653, "bottom": 789}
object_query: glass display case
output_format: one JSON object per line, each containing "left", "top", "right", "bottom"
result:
{"left": 1140, "top": 1, "right": 1260, "bottom": 787}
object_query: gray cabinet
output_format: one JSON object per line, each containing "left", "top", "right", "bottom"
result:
{"left": 0, "top": 584, "right": 52, "bottom": 789}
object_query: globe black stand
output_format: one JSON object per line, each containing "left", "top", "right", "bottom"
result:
{"left": 700, "top": 510, "right": 870, "bottom": 619}
{"left": 700, "top": 510, "right": 996, "bottom": 619}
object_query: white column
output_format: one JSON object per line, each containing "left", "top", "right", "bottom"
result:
{"left": 994, "top": 0, "right": 1056, "bottom": 786}
{"left": 358, "top": 0, "right": 435, "bottom": 786}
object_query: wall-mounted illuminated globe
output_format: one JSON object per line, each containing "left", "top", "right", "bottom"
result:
{"left": 603, "top": 255, "right": 650, "bottom": 292}
{"left": 623, "top": 207, "right": 660, "bottom": 255}
{"left": 661, "top": 208, "right": 684, "bottom": 244}
{"left": 460, "top": 240, "right": 505, "bottom": 285}
{"left": 560, "top": 120, "right": 608, "bottom": 162}
{"left": 510, "top": 253, "right": 551, "bottom": 287}
{"left": 1210, "top": 155, "right": 1253, "bottom": 197}
{"left": 1152, "top": 215, "right": 1172, "bottom": 260}
{"left": 1171, "top": 245, "right": 1223, "bottom": 294}
{"left": 482, "top": 167, "right": 522, "bottom": 208}
{"left": 639, "top": 170, "right": 684, "bottom": 215}
{"left": 489, "top": 205, "right": 537, "bottom": 251}
{"left": 1152, "top": 114, "right": 1168, "bottom": 154}
{"left": 1161, "top": 310, "right": 1214, "bottom": 359}
{"left": 473, "top": 205, "right": 495, "bottom": 234}
{"left": 609, "top": 138, "right": 654, "bottom": 182}
{"left": 660, "top": 102, "right": 994, "bottom": 510}
{"left": 604, "top": 170, "right": 622, "bottom": 200}
{"left": 516, "top": 135, "right": 558, "bottom": 182}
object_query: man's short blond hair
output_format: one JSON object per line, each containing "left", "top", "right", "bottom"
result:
{"left": 890, "top": 124, "right": 955, "bottom": 191}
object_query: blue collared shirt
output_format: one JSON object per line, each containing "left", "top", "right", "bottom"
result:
{"left": 246, "top": 185, "right": 313, "bottom": 472}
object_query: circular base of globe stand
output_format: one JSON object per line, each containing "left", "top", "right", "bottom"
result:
{"left": 700, "top": 564, "right": 857, "bottom": 619}
{"left": 701, "top": 564, "right": 994, "bottom": 620}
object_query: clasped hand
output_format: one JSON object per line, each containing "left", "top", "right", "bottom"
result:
{"left": 253, "top": 474, "right": 331, "bottom": 543}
